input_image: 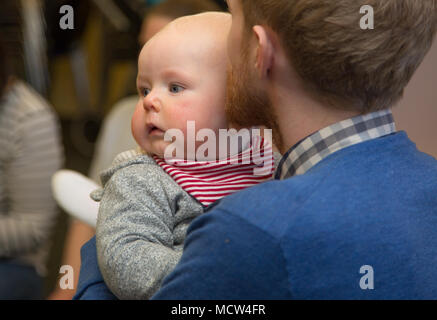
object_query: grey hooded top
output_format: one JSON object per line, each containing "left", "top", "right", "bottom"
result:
{"left": 92, "top": 149, "right": 204, "bottom": 300}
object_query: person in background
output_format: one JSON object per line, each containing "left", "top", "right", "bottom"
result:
{"left": 0, "top": 38, "right": 64, "bottom": 299}
{"left": 47, "top": 0, "right": 222, "bottom": 300}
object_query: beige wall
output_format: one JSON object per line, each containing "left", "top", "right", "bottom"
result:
{"left": 392, "top": 35, "right": 437, "bottom": 159}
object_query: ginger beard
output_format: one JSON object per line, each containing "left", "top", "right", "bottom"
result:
{"left": 225, "top": 45, "right": 283, "bottom": 151}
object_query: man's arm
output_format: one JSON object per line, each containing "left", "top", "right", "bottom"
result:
{"left": 73, "top": 236, "right": 117, "bottom": 300}
{"left": 151, "top": 208, "right": 293, "bottom": 300}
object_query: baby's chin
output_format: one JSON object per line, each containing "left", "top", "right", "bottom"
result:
{"left": 134, "top": 139, "right": 165, "bottom": 159}
{"left": 144, "top": 147, "right": 166, "bottom": 159}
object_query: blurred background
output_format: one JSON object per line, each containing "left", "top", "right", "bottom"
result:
{"left": 0, "top": 0, "right": 228, "bottom": 299}
{"left": 0, "top": 0, "right": 435, "bottom": 299}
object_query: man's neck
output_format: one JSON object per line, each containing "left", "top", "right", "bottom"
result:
{"left": 270, "top": 82, "right": 361, "bottom": 154}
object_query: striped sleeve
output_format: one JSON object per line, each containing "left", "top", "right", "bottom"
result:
{"left": 0, "top": 104, "right": 63, "bottom": 257}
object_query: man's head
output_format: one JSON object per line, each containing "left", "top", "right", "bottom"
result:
{"left": 226, "top": 0, "right": 437, "bottom": 135}
{"left": 132, "top": 12, "right": 231, "bottom": 159}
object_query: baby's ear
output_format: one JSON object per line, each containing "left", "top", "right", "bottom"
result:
{"left": 253, "top": 25, "right": 274, "bottom": 79}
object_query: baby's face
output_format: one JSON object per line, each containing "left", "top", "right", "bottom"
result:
{"left": 132, "top": 21, "right": 228, "bottom": 159}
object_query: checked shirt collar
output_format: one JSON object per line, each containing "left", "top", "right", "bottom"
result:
{"left": 275, "top": 109, "right": 396, "bottom": 180}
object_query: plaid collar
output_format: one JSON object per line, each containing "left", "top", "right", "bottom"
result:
{"left": 275, "top": 109, "right": 396, "bottom": 180}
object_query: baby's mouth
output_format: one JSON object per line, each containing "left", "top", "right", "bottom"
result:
{"left": 147, "top": 124, "right": 164, "bottom": 136}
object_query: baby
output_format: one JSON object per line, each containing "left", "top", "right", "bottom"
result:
{"left": 93, "top": 12, "right": 276, "bottom": 300}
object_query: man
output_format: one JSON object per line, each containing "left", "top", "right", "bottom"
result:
{"left": 76, "top": 0, "right": 437, "bottom": 299}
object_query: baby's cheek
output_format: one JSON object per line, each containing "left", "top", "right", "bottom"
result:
{"left": 167, "top": 96, "right": 226, "bottom": 134}
{"left": 131, "top": 107, "right": 146, "bottom": 145}
{"left": 197, "top": 109, "right": 227, "bottom": 133}
{"left": 199, "top": 93, "right": 227, "bottom": 129}
{"left": 168, "top": 105, "right": 195, "bottom": 132}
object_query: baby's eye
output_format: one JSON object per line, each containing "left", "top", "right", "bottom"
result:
{"left": 169, "top": 84, "right": 184, "bottom": 94}
{"left": 141, "top": 88, "right": 151, "bottom": 97}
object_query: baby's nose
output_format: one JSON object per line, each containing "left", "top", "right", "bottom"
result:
{"left": 143, "top": 93, "right": 161, "bottom": 112}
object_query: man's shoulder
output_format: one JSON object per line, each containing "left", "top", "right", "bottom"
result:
{"left": 177, "top": 134, "right": 437, "bottom": 299}
{"left": 211, "top": 174, "right": 327, "bottom": 240}
{"left": 211, "top": 132, "right": 437, "bottom": 239}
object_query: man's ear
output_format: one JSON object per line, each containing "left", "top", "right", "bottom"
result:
{"left": 253, "top": 25, "right": 274, "bottom": 79}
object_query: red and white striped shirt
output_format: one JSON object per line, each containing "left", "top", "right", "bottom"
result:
{"left": 154, "top": 136, "right": 274, "bottom": 207}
